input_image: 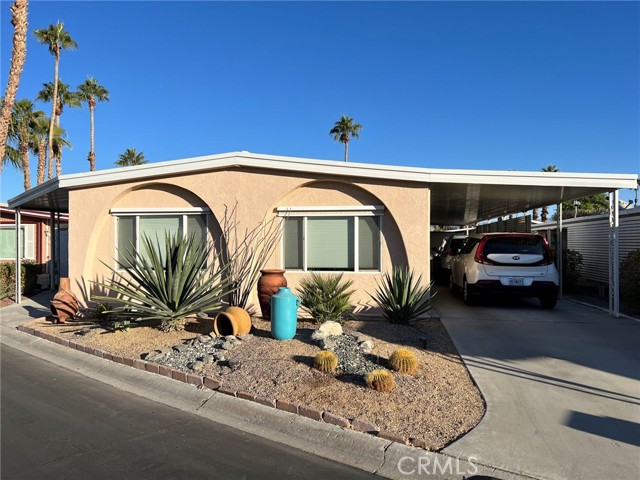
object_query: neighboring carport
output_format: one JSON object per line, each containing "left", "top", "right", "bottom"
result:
{"left": 7, "top": 152, "right": 637, "bottom": 316}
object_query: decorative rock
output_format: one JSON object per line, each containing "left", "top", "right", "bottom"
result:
{"left": 197, "top": 335, "right": 211, "bottom": 344}
{"left": 238, "top": 334, "right": 253, "bottom": 341}
{"left": 172, "top": 344, "right": 188, "bottom": 354}
{"left": 360, "top": 340, "right": 375, "bottom": 355}
{"left": 197, "top": 312, "right": 209, "bottom": 319}
{"left": 221, "top": 341, "right": 234, "bottom": 351}
{"left": 74, "top": 327, "right": 91, "bottom": 336}
{"left": 354, "top": 332, "right": 369, "bottom": 344}
{"left": 311, "top": 321, "right": 343, "bottom": 341}
{"left": 320, "top": 337, "right": 337, "bottom": 351}
{"left": 203, "top": 354, "right": 214, "bottom": 365}
{"left": 213, "top": 352, "right": 226, "bottom": 362}
{"left": 228, "top": 358, "right": 241, "bottom": 369}
{"left": 191, "top": 361, "right": 205, "bottom": 373}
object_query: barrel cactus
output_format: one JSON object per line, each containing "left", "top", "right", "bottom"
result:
{"left": 365, "top": 369, "right": 396, "bottom": 393}
{"left": 314, "top": 350, "right": 338, "bottom": 373}
{"left": 389, "top": 348, "right": 418, "bottom": 375}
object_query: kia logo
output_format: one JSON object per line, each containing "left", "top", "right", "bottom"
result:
{"left": 512, "top": 255, "right": 520, "bottom": 260}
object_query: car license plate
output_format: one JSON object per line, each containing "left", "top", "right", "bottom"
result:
{"left": 508, "top": 277, "right": 524, "bottom": 286}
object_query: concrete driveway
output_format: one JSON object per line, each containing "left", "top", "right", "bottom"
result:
{"left": 434, "top": 287, "right": 640, "bottom": 480}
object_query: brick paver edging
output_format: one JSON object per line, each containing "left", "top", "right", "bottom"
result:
{"left": 17, "top": 323, "right": 423, "bottom": 449}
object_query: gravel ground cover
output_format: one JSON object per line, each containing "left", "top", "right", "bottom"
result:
{"left": 25, "top": 315, "right": 485, "bottom": 451}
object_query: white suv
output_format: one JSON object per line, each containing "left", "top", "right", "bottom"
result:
{"left": 449, "top": 233, "right": 559, "bottom": 308}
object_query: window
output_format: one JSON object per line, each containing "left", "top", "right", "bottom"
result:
{"left": 279, "top": 206, "right": 382, "bottom": 272}
{"left": 112, "top": 209, "right": 208, "bottom": 266}
{"left": 0, "top": 224, "right": 35, "bottom": 260}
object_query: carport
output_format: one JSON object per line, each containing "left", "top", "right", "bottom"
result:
{"left": 7, "top": 152, "right": 637, "bottom": 316}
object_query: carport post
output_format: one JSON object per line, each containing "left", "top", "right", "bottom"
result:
{"left": 609, "top": 190, "right": 620, "bottom": 318}
{"left": 556, "top": 203, "right": 563, "bottom": 300}
{"left": 56, "top": 211, "right": 61, "bottom": 287}
{"left": 50, "top": 211, "right": 56, "bottom": 290}
{"left": 15, "top": 208, "right": 21, "bottom": 304}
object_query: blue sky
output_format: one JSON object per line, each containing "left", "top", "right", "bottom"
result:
{"left": 1, "top": 1, "right": 639, "bottom": 203}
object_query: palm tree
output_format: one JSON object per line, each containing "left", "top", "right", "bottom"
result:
{"left": 36, "top": 80, "right": 80, "bottom": 127}
{"left": 77, "top": 77, "right": 109, "bottom": 171}
{"left": 51, "top": 124, "right": 71, "bottom": 177}
{"left": 115, "top": 148, "right": 147, "bottom": 167}
{"left": 540, "top": 164, "right": 560, "bottom": 222}
{"left": 30, "top": 114, "right": 49, "bottom": 184}
{"left": 329, "top": 114, "right": 362, "bottom": 162}
{"left": 6, "top": 99, "right": 44, "bottom": 190}
{"left": 36, "top": 80, "right": 79, "bottom": 176}
{"left": 34, "top": 21, "right": 77, "bottom": 179}
{"left": 0, "top": 0, "right": 29, "bottom": 166}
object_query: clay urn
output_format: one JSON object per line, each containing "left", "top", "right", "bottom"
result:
{"left": 257, "top": 269, "right": 287, "bottom": 320}
{"left": 213, "top": 306, "right": 252, "bottom": 336}
{"left": 50, "top": 277, "right": 80, "bottom": 323}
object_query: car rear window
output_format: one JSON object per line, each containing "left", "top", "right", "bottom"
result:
{"left": 450, "top": 239, "right": 466, "bottom": 253}
{"left": 482, "top": 236, "right": 546, "bottom": 256}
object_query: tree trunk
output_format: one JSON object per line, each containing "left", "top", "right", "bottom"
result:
{"left": 344, "top": 140, "right": 349, "bottom": 162}
{"left": 36, "top": 138, "right": 46, "bottom": 184}
{"left": 47, "top": 52, "right": 60, "bottom": 180}
{"left": 55, "top": 148, "right": 62, "bottom": 177}
{"left": 541, "top": 206, "right": 549, "bottom": 223}
{"left": 89, "top": 103, "right": 95, "bottom": 170}
{"left": 0, "top": 0, "right": 29, "bottom": 168}
{"left": 20, "top": 138, "right": 30, "bottom": 190}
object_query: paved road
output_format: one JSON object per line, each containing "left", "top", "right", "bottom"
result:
{"left": 1, "top": 346, "right": 376, "bottom": 480}
{"left": 435, "top": 287, "right": 640, "bottom": 480}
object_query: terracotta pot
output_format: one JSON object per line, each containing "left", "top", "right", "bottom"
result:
{"left": 257, "top": 269, "right": 287, "bottom": 320}
{"left": 50, "top": 277, "right": 79, "bottom": 324}
{"left": 213, "top": 306, "right": 252, "bottom": 336}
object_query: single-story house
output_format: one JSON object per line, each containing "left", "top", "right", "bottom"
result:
{"left": 7, "top": 151, "right": 637, "bottom": 315}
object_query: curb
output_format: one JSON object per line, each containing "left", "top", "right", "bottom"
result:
{"left": 6, "top": 320, "right": 528, "bottom": 480}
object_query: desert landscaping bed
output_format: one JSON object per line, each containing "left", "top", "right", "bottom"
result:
{"left": 22, "top": 315, "right": 484, "bottom": 451}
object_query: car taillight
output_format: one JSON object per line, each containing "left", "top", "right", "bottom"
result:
{"left": 474, "top": 237, "right": 494, "bottom": 264}
{"left": 536, "top": 236, "right": 555, "bottom": 265}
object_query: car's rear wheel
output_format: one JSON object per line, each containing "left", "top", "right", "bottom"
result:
{"left": 540, "top": 294, "right": 557, "bottom": 309}
{"left": 463, "top": 278, "right": 475, "bottom": 305}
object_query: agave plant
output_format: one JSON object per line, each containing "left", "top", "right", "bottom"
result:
{"left": 370, "top": 266, "right": 433, "bottom": 324}
{"left": 297, "top": 272, "right": 355, "bottom": 324}
{"left": 94, "top": 232, "right": 235, "bottom": 332}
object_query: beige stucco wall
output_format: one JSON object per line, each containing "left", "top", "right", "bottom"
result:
{"left": 68, "top": 166, "right": 430, "bottom": 314}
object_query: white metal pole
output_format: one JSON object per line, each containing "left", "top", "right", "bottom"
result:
{"left": 56, "top": 211, "right": 61, "bottom": 286}
{"left": 49, "top": 211, "right": 55, "bottom": 290}
{"left": 609, "top": 191, "right": 620, "bottom": 318}
{"left": 15, "top": 208, "right": 21, "bottom": 304}
{"left": 557, "top": 203, "right": 563, "bottom": 300}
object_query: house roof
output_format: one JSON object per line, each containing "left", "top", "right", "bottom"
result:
{"left": 7, "top": 151, "right": 638, "bottom": 225}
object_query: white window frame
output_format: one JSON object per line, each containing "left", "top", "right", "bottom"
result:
{"left": 111, "top": 208, "right": 210, "bottom": 270}
{"left": 277, "top": 206, "right": 384, "bottom": 273}
{"left": 0, "top": 224, "right": 35, "bottom": 261}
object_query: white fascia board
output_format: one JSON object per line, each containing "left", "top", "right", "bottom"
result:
{"left": 9, "top": 151, "right": 638, "bottom": 205}
{"left": 110, "top": 207, "right": 210, "bottom": 214}
{"left": 7, "top": 178, "right": 61, "bottom": 208}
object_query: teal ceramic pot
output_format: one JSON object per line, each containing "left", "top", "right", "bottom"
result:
{"left": 271, "top": 287, "right": 300, "bottom": 340}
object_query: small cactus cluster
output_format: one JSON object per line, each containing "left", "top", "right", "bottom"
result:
{"left": 389, "top": 348, "right": 418, "bottom": 375}
{"left": 365, "top": 369, "right": 396, "bottom": 393}
{"left": 314, "top": 350, "right": 338, "bottom": 373}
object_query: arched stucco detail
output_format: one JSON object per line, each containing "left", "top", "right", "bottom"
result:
{"left": 272, "top": 179, "right": 409, "bottom": 268}
{"left": 80, "top": 182, "right": 221, "bottom": 304}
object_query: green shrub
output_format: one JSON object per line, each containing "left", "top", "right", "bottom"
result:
{"left": 0, "top": 261, "right": 42, "bottom": 299}
{"left": 94, "top": 232, "right": 236, "bottom": 332}
{"left": 563, "top": 249, "right": 583, "bottom": 292}
{"left": 370, "top": 266, "right": 433, "bottom": 324}
{"left": 296, "top": 273, "right": 355, "bottom": 324}
{"left": 620, "top": 249, "right": 640, "bottom": 312}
